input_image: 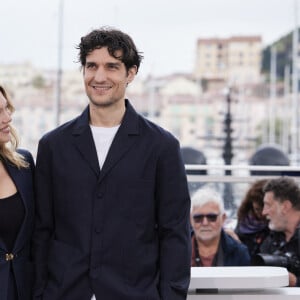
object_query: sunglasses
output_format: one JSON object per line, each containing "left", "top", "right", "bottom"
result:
{"left": 192, "top": 213, "right": 220, "bottom": 223}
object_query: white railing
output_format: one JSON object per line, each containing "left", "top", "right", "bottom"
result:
{"left": 185, "top": 164, "right": 300, "bottom": 218}
{"left": 185, "top": 164, "right": 300, "bottom": 183}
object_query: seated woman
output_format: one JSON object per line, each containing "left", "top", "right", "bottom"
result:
{"left": 190, "top": 187, "right": 250, "bottom": 267}
{"left": 235, "top": 179, "right": 270, "bottom": 258}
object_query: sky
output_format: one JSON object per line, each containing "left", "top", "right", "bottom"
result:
{"left": 0, "top": 0, "right": 298, "bottom": 78}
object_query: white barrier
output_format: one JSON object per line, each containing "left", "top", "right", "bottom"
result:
{"left": 188, "top": 266, "right": 300, "bottom": 299}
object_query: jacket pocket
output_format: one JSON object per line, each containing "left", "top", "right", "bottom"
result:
{"left": 47, "top": 240, "right": 81, "bottom": 287}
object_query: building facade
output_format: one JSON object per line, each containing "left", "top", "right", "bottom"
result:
{"left": 194, "top": 36, "right": 262, "bottom": 87}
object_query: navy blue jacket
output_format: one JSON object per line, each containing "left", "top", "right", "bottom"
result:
{"left": 33, "top": 100, "right": 191, "bottom": 300}
{"left": 221, "top": 230, "right": 250, "bottom": 266}
{"left": 0, "top": 149, "right": 35, "bottom": 300}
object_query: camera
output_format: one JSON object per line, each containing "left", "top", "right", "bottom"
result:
{"left": 252, "top": 251, "right": 300, "bottom": 274}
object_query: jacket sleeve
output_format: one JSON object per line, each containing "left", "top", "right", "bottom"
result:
{"left": 32, "top": 137, "right": 54, "bottom": 298}
{"left": 156, "top": 136, "right": 191, "bottom": 299}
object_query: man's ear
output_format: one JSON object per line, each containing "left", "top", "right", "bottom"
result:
{"left": 282, "top": 199, "right": 292, "bottom": 213}
{"left": 190, "top": 214, "right": 194, "bottom": 226}
{"left": 127, "top": 66, "right": 137, "bottom": 84}
{"left": 221, "top": 213, "right": 226, "bottom": 224}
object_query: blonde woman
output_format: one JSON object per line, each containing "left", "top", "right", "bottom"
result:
{"left": 0, "top": 85, "right": 34, "bottom": 300}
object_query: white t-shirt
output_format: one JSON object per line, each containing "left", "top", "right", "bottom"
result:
{"left": 90, "top": 124, "right": 119, "bottom": 300}
{"left": 90, "top": 124, "right": 120, "bottom": 169}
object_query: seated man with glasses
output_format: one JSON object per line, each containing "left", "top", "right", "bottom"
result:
{"left": 191, "top": 187, "right": 250, "bottom": 266}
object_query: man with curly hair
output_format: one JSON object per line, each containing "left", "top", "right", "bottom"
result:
{"left": 33, "top": 27, "right": 191, "bottom": 300}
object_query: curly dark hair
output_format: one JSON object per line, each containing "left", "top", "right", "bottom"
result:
{"left": 237, "top": 179, "right": 268, "bottom": 221}
{"left": 76, "top": 27, "right": 143, "bottom": 73}
{"left": 263, "top": 177, "right": 300, "bottom": 210}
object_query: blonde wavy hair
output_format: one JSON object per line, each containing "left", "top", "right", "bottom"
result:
{"left": 0, "top": 85, "right": 28, "bottom": 168}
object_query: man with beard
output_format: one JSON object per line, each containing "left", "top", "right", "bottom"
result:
{"left": 257, "top": 177, "right": 300, "bottom": 287}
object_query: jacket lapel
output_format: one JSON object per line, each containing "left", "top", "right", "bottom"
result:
{"left": 71, "top": 101, "right": 140, "bottom": 182}
{"left": 72, "top": 107, "right": 100, "bottom": 177}
{"left": 99, "top": 100, "right": 140, "bottom": 182}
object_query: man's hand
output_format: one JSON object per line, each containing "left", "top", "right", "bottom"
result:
{"left": 288, "top": 272, "right": 297, "bottom": 287}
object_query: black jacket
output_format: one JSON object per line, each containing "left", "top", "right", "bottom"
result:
{"left": 33, "top": 100, "right": 191, "bottom": 300}
{"left": 235, "top": 225, "right": 270, "bottom": 258}
{"left": 0, "top": 149, "right": 35, "bottom": 300}
{"left": 258, "top": 227, "right": 300, "bottom": 286}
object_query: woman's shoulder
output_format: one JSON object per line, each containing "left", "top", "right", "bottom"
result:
{"left": 17, "top": 148, "right": 30, "bottom": 156}
{"left": 17, "top": 148, "right": 32, "bottom": 159}
{"left": 17, "top": 148, "right": 35, "bottom": 167}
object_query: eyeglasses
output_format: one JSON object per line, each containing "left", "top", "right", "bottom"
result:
{"left": 192, "top": 213, "right": 220, "bottom": 223}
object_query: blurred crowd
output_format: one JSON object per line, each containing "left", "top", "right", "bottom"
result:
{"left": 190, "top": 177, "right": 300, "bottom": 287}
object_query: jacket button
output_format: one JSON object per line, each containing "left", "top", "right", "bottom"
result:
{"left": 95, "top": 226, "right": 101, "bottom": 234}
{"left": 97, "top": 188, "right": 104, "bottom": 198}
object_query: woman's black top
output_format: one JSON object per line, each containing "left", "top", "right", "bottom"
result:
{"left": 0, "top": 192, "right": 25, "bottom": 251}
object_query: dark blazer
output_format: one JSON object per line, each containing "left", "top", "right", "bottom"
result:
{"left": 221, "top": 230, "right": 250, "bottom": 266}
{"left": 33, "top": 100, "right": 191, "bottom": 300}
{"left": 0, "top": 149, "right": 35, "bottom": 300}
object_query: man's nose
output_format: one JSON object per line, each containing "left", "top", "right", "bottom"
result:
{"left": 201, "top": 217, "right": 209, "bottom": 225}
{"left": 262, "top": 206, "right": 267, "bottom": 216}
{"left": 94, "top": 67, "right": 107, "bottom": 81}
